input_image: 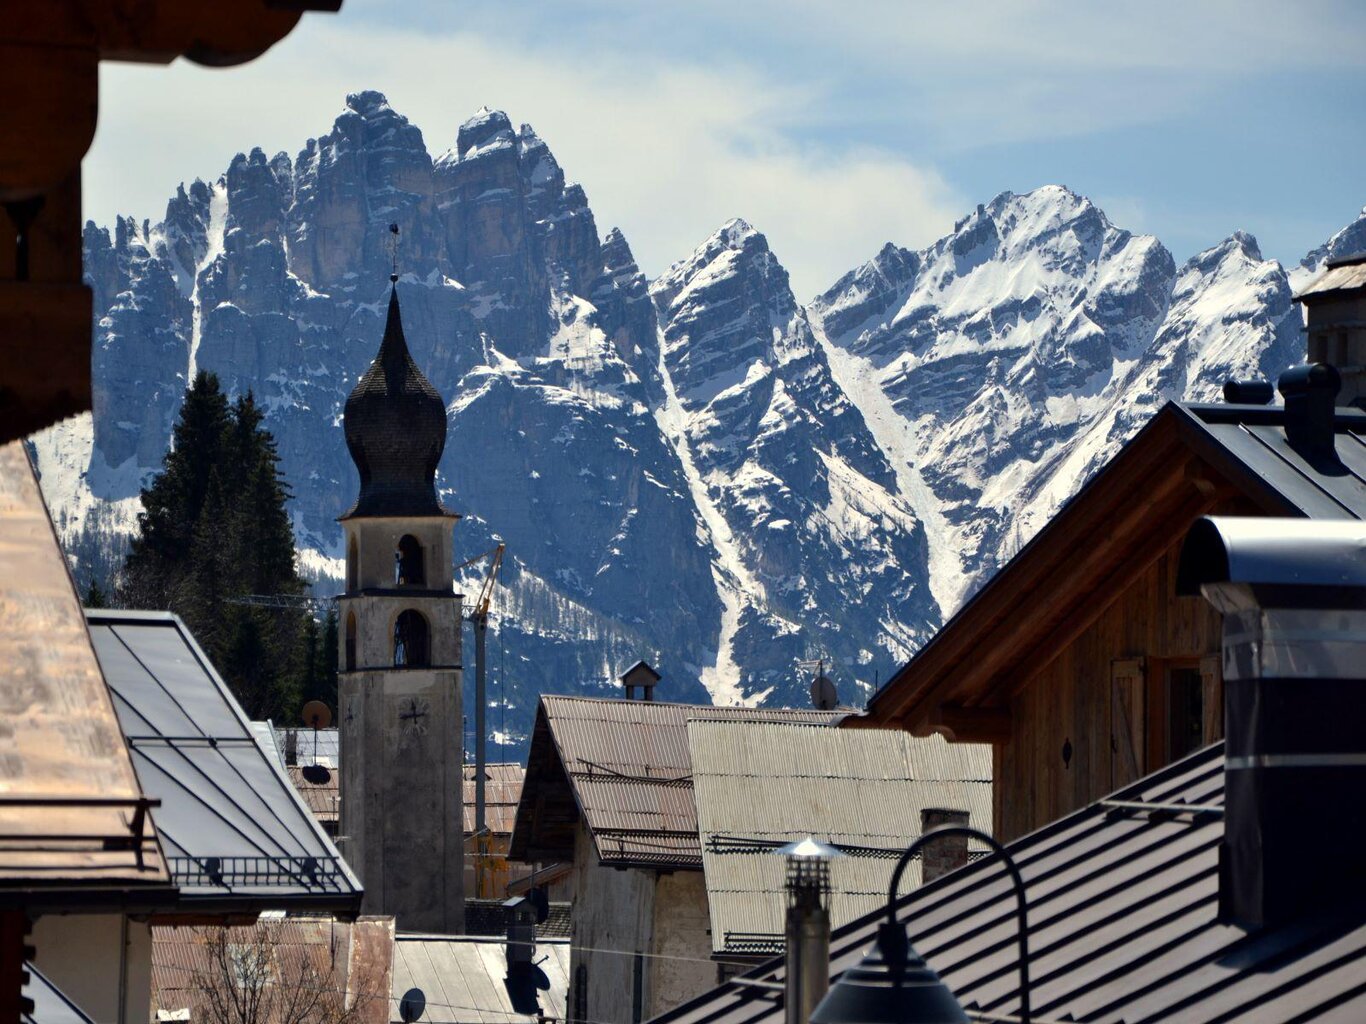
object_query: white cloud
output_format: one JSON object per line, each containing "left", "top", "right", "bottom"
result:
{"left": 86, "top": 5, "right": 963, "bottom": 298}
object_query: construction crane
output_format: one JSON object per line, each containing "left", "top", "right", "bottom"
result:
{"left": 455, "top": 543, "right": 505, "bottom": 876}
{"left": 226, "top": 593, "right": 338, "bottom": 614}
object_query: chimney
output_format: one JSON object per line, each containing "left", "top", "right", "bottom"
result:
{"left": 920, "top": 809, "right": 970, "bottom": 883}
{"left": 1278, "top": 363, "right": 1340, "bottom": 461}
{"left": 503, "top": 896, "right": 537, "bottom": 966}
{"left": 779, "top": 838, "right": 840, "bottom": 1024}
{"left": 619, "top": 660, "right": 660, "bottom": 701}
{"left": 1177, "top": 516, "right": 1366, "bottom": 930}
{"left": 1295, "top": 253, "right": 1366, "bottom": 408}
{"left": 284, "top": 728, "right": 298, "bottom": 766}
{"left": 1222, "top": 379, "right": 1274, "bottom": 405}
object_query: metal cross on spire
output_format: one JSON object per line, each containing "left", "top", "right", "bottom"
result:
{"left": 388, "top": 222, "right": 400, "bottom": 282}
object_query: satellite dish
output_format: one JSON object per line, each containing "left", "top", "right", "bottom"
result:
{"left": 398, "top": 988, "right": 426, "bottom": 1024}
{"left": 301, "top": 700, "right": 333, "bottom": 730}
{"left": 810, "top": 674, "right": 838, "bottom": 711}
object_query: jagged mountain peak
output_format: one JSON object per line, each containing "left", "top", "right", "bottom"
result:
{"left": 454, "top": 107, "right": 516, "bottom": 160}
{"left": 344, "top": 89, "right": 393, "bottom": 116}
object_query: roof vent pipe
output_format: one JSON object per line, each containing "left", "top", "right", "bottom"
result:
{"left": 1278, "top": 363, "right": 1340, "bottom": 461}
{"left": 1177, "top": 516, "right": 1366, "bottom": 930}
{"left": 1222, "top": 379, "right": 1274, "bottom": 405}
{"left": 778, "top": 839, "right": 841, "bottom": 1024}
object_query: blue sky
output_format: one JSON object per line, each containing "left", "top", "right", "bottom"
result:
{"left": 87, "top": 0, "right": 1366, "bottom": 299}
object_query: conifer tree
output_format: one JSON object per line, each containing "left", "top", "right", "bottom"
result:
{"left": 120, "top": 372, "right": 310, "bottom": 720}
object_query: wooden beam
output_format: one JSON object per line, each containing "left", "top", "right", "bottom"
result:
{"left": 860, "top": 414, "right": 1187, "bottom": 727}
{"left": 889, "top": 453, "right": 1195, "bottom": 727}
{"left": 989, "top": 488, "right": 1217, "bottom": 701}
{"left": 927, "top": 703, "right": 1013, "bottom": 744}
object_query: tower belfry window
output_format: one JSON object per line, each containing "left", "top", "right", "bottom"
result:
{"left": 396, "top": 534, "right": 425, "bottom": 586}
{"left": 394, "top": 609, "right": 430, "bottom": 668}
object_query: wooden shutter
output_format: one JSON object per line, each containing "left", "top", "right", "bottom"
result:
{"left": 1110, "top": 658, "right": 1146, "bottom": 789}
{"left": 1200, "top": 653, "right": 1222, "bottom": 745}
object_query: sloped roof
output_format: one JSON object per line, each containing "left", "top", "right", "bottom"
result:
{"left": 856, "top": 400, "right": 1366, "bottom": 731}
{"left": 390, "top": 935, "right": 570, "bottom": 1024}
{"left": 287, "top": 765, "right": 339, "bottom": 824}
{"left": 275, "top": 725, "right": 340, "bottom": 770}
{"left": 1295, "top": 253, "right": 1366, "bottom": 301}
{"left": 651, "top": 742, "right": 1366, "bottom": 1024}
{"left": 22, "top": 962, "right": 95, "bottom": 1024}
{"left": 688, "top": 722, "right": 991, "bottom": 957}
{"left": 509, "top": 696, "right": 841, "bottom": 869}
{"left": 0, "top": 441, "right": 170, "bottom": 900}
{"left": 463, "top": 762, "right": 523, "bottom": 836}
{"left": 87, "top": 611, "right": 362, "bottom": 914}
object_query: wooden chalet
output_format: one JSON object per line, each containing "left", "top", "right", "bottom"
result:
{"left": 848, "top": 394, "right": 1366, "bottom": 840}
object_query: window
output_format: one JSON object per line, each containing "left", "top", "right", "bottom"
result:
{"left": 346, "top": 536, "right": 358, "bottom": 591}
{"left": 396, "top": 535, "right": 424, "bottom": 586}
{"left": 344, "top": 611, "right": 357, "bottom": 671}
{"left": 393, "top": 609, "right": 430, "bottom": 667}
{"left": 1166, "top": 666, "right": 1204, "bottom": 762}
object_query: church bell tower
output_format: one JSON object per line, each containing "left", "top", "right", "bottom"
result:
{"left": 338, "top": 273, "right": 464, "bottom": 932}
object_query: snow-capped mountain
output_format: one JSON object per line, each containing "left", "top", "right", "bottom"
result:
{"left": 28, "top": 92, "right": 1352, "bottom": 752}
{"left": 811, "top": 187, "right": 1307, "bottom": 607}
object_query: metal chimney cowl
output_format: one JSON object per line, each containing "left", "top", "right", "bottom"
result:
{"left": 1177, "top": 516, "right": 1366, "bottom": 930}
{"left": 779, "top": 838, "right": 840, "bottom": 1024}
{"left": 1278, "top": 363, "right": 1341, "bottom": 461}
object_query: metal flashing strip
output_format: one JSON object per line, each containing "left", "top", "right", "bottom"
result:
{"left": 1225, "top": 753, "right": 1366, "bottom": 770}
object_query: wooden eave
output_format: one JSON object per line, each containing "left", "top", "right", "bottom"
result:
{"left": 507, "top": 703, "right": 581, "bottom": 865}
{"left": 848, "top": 402, "right": 1293, "bottom": 737}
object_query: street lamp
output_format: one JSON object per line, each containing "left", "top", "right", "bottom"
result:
{"left": 809, "top": 825, "right": 1030, "bottom": 1024}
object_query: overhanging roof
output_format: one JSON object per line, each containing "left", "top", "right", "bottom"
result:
{"left": 853, "top": 400, "right": 1366, "bottom": 732}
{"left": 509, "top": 696, "right": 841, "bottom": 870}
{"left": 87, "top": 611, "right": 362, "bottom": 915}
{"left": 688, "top": 721, "right": 991, "bottom": 957}
{"left": 0, "top": 441, "right": 170, "bottom": 903}
{"left": 651, "top": 741, "right": 1366, "bottom": 1024}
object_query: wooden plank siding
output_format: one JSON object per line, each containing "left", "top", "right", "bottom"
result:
{"left": 995, "top": 541, "right": 1224, "bottom": 841}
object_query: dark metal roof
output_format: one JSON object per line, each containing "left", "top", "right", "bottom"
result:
{"left": 341, "top": 284, "right": 452, "bottom": 520}
{"left": 1176, "top": 516, "right": 1366, "bottom": 595}
{"left": 509, "top": 697, "right": 842, "bottom": 869}
{"left": 651, "top": 742, "right": 1366, "bottom": 1024}
{"left": 1178, "top": 402, "right": 1366, "bottom": 518}
{"left": 0, "top": 442, "right": 171, "bottom": 902}
{"left": 86, "top": 611, "right": 362, "bottom": 914}
{"left": 22, "top": 962, "right": 95, "bottom": 1024}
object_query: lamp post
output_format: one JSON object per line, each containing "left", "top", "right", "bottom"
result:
{"left": 809, "top": 825, "right": 1030, "bottom": 1024}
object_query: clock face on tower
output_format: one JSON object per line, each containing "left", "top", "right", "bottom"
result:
{"left": 397, "top": 696, "right": 431, "bottom": 748}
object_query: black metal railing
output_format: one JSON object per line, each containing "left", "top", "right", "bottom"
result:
{"left": 169, "top": 854, "right": 347, "bottom": 890}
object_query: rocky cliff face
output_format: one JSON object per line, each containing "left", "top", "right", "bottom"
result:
{"left": 29, "top": 94, "right": 1351, "bottom": 751}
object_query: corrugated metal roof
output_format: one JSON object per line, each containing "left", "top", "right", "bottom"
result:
{"left": 390, "top": 935, "right": 570, "bottom": 1024}
{"left": 1295, "top": 256, "right": 1366, "bottom": 300}
{"left": 277, "top": 725, "right": 341, "bottom": 769}
{"left": 0, "top": 442, "right": 170, "bottom": 895}
{"left": 463, "top": 763, "right": 523, "bottom": 836}
{"left": 688, "top": 722, "right": 991, "bottom": 955}
{"left": 287, "top": 765, "right": 340, "bottom": 823}
{"left": 88, "top": 611, "right": 362, "bottom": 913}
{"left": 511, "top": 697, "right": 840, "bottom": 868}
{"left": 651, "top": 742, "right": 1366, "bottom": 1024}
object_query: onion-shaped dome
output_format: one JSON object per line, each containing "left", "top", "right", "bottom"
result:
{"left": 341, "top": 284, "right": 451, "bottom": 518}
